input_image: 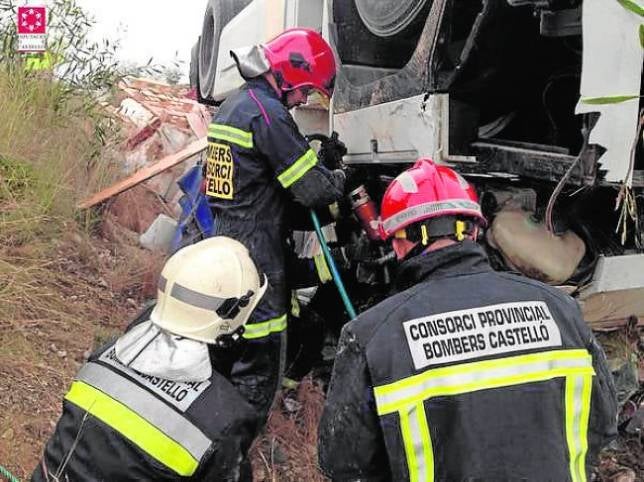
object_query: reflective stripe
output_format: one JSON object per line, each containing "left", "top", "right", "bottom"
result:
{"left": 313, "top": 253, "right": 332, "bottom": 283}
{"left": 374, "top": 349, "right": 594, "bottom": 482}
{"left": 400, "top": 409, "right": 418, "bottom": 482}
{"left": 417, "top": 402, "right": 434, "bottom": 482}
{"left": 400, "top": 402, "right": 433, "bottom": 482}
{"left": 208, "top": 124, "right": 253, "bottom": 149}
{"left": 160, "top": 276, "right": 237, "bottom": 312}
{"left": 374, "top": 349, "right": 594, "bottom": 415}
{"left": 277, "top": 149, "right": 318, "bottom": 188}
{"left": 67, "top": 363, "right": 211, "bottom": 476}
{"left": 566, "top": 374, "right": 593, "bottom": 482}
{"left": 242, "top": 314, "right": 287, "bottom": 339}
{"left": 171, "top": 282, "right": 226, "bottom": 311}
{"left": 381, "top": 199, "right": 482, "bottom": 234}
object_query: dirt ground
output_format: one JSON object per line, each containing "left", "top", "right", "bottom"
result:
{"left": 0, "top": 220, "right": 641, "bottom": 481}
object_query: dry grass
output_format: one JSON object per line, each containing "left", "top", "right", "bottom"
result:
{"left": 0, "top": 65, "right": 164, "bottom": 477}
{"left": 251, "top": 378, "right": 329, "bottom": 482}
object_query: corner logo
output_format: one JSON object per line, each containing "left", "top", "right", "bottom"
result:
{"left": 16, "top": 6, "right": 47, "bottom": 52}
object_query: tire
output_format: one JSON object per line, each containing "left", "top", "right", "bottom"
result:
{"left": 198, "top": 0, "right": 252, "bottom": 101}
{"left": 332, "top": 0, "right": 431, "bottom": 68}
{"left": 355, "top": 0, "right": 432, "bottom": 37}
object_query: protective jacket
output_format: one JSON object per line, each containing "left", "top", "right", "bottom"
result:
{"left": 318, "top": 241, "right": 617, "bottom": 482}
{"left": 205, "top": 76, "right": 343, "bottom": 416}
{"left": 32, "top": 339, "right": 258, "bottom": 482}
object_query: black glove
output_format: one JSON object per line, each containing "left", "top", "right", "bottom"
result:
{"left": 318, "top": 131, "right": 347, "bottom": 170}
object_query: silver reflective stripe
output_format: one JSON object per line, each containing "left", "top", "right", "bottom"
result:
{"left": 400, "top": 403, "right": 432, "bottom": 482}
{"left": 170, "top": 282, "right": 226, "bottom": 311}
{"left": 374, "top": 350, "right": 593, "bottom": 414}
{"left": 381, "top": 199, "right": 481, "bottom": 234}
{"left": 77, "top": 362, "right": 211, "bottom": 461}
{"left": 566, "top": 374, "right": 593, "bottom": 482}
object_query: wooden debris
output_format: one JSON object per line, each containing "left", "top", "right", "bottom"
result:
{"left": 126, "top": 117, "right": 161, "bottom": 149}
{"left": 77, "top": 137, "right": 207, "bottom": 210}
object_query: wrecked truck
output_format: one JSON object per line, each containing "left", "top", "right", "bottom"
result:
{"left": 185, "top": 0, "right": 644, "bottom": 364}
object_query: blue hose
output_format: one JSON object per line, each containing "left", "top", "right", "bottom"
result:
{"left": 309, "top": 210, "right": 357, "bottom": 319}
{"left": 0, "top": 464, "right": 20, "bottom": 482}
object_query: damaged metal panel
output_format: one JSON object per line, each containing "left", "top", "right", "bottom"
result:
{"left": 334, "top": 94, "right": 441, "bottom": 165}
{"left": 575, "top": 0, "right": 644, "bottom": 184}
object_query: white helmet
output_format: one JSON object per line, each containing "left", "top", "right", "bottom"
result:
{"left": 114, "top": 237, "right": 266, "bottom": 382}
{"left": 151, "top": 236, "right": 267, "bottom": 343}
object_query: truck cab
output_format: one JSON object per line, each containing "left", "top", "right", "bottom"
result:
{"left": 191, "top": 0, "right": 644, "bottom": 329}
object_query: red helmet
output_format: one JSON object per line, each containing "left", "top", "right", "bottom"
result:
{"left": 379, "top": 158, "right": 486, "bottom": 240}
{"left": 263, "top": 28, "right": 336, "bottom": 98}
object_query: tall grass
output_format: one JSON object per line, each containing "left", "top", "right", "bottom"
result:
{"left": 0, "top": 68, "right": 120, "bottom": 242}
{"left": 0, "top": 0, "right": 124, "bottom": 324}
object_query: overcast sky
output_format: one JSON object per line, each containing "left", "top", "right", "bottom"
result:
{"left": 76, "top": 0, "right": 206, "bottom": 81}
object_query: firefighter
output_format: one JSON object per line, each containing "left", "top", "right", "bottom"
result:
{"left": 318, "top": 158, "right": 618, "bottom": 482}
{"left": 32, "top": 237, "right": 267, "bottom": 481}
{"left": 203, "top": 28, "right": 345, "bottom": 418}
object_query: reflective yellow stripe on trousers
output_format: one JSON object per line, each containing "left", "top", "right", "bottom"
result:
{"left": 373, "top": 349, "right": 595, "bottom": 482}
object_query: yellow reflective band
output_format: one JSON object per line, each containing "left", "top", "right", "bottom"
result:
{"left": 65, "top": 381, "right": 199, "bottom": 476}
{"left": 578, "top": 376, "right": 592, "bottom": 481}
{"left": 567, "top": 374, "right": 593, "bottom": 482}
{"left": 374, "top": 349, "right": 593, "bottom": 415}
{"left": 400, "top": 409, "right": 418, "bottom": 482}
{"left": 417, "top": 402, "right": 434, "bottom": 482}
{"left": 277, "top": 149, "right": 318, "bottom": 188}
{"left": 242, "top": 314, "right": 287, "bottom": 339}
{"left": 399, "top": 402, "right": 433, "bottom": 482}
{"left": 208, "top": 123, "right": 253, "bottom": 149}
{"left": 314, "top": 253, "right": 332, "bottom": 283}
{"left": 374, "top": 349, "right": 595, "bottom": 482}
{"left": 395, "top": 229, "right": 407, "bottom": 239}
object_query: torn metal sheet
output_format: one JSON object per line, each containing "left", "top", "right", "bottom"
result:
{"left": 575, "top": 0, "right": 644, "bottom": 184}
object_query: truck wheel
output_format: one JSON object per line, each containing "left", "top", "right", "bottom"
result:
{"left": 332, "top": 0, "right": 431, "bottom": 68}
{"left": 198, "top": 0, "right": 251, "bottom": 101}
{"left": 355, "top": 0, "right": 432, "bottom": 37}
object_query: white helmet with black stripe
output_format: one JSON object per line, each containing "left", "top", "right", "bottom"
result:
{"left": 151, "top": 236, "right": 267, "bottom": 343}
{"left": 114, "top": 237, "right": 267, "bottom": 382}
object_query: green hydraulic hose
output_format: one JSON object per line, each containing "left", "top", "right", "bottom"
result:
{"left": 0, "top": 464, "right": 20, "bottom": 482}
{"left": 310, "top": 209, "right": 357, "bottom": 319}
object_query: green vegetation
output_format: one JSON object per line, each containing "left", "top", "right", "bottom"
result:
{"left": 0, "top": 0, "right": 125, "bottom": 246}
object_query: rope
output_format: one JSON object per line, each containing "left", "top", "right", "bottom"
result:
{"left": 0, "top": 464, "right": 20, "bottom": 482}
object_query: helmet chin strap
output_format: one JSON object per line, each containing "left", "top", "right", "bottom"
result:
{"left": 214, "top": 324, "right": 246, "bottom": 348}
